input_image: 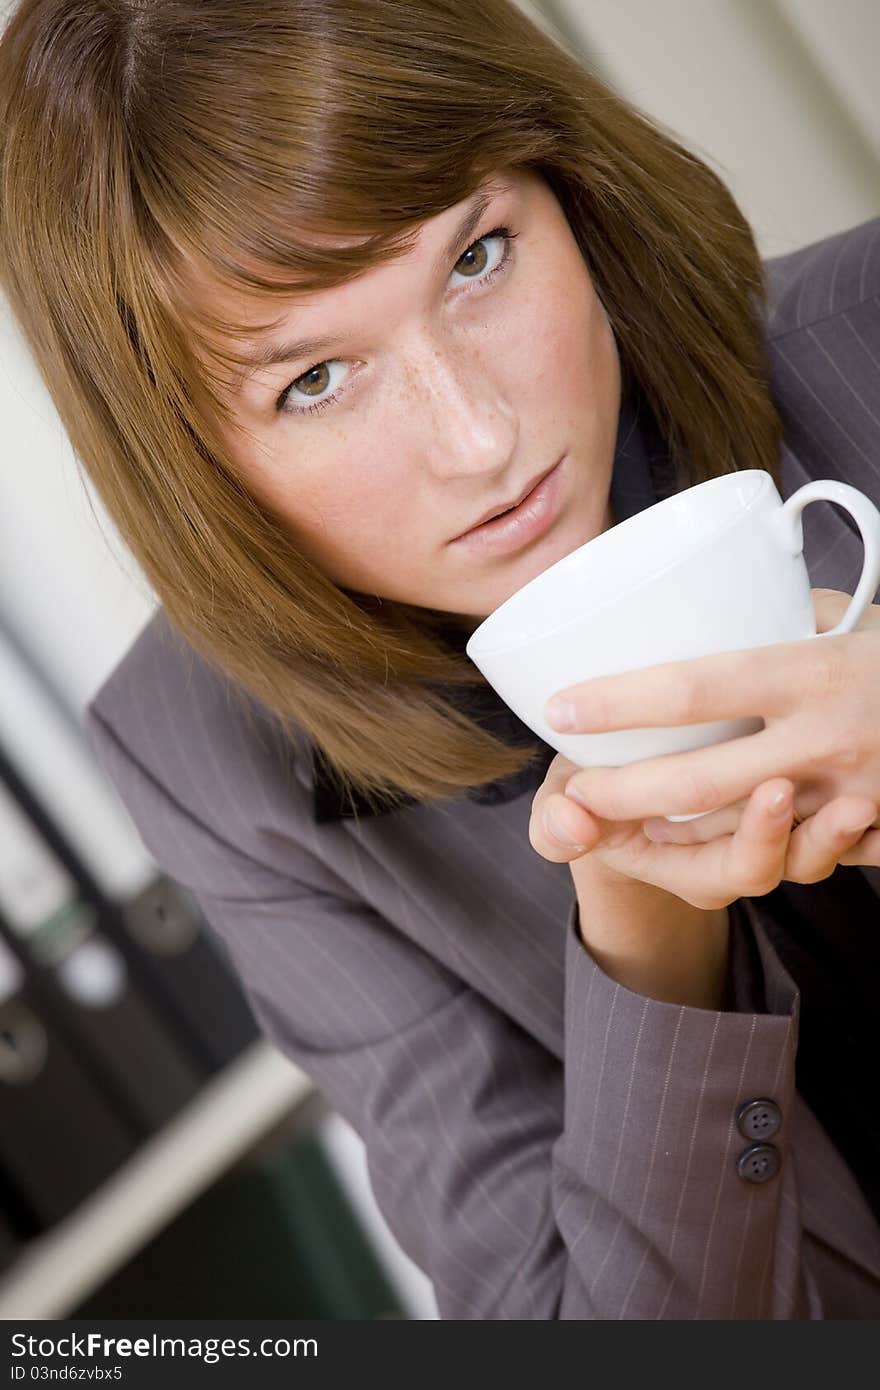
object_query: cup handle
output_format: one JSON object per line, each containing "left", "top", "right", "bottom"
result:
{"left": 666, "top": 479, "right": 880, "bottom": 824}
{"left": 769, "top": 478, "right": 880, "bottom": 636}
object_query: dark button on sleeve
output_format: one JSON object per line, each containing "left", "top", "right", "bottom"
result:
{"left": 736, "top": 1143, "right": 780, "bottom": 1184}
{"left": 736, "top": 1097, "right": 782, "bottom": 1141}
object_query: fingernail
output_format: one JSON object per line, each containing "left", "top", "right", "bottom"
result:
{"left": 842, "top": 815, "right": 875, "bottom": 836}
{"left": 543, "top": 808, "right": 587, "bottom": 851}
{"left": 768, "top": 787, "right": 792, "bottom": 814}
{"left": 545, "top": 698, "right": 576, "bottom": 731}
{"left": 564, "top": 784, "right": 590, "bottom": 809}
{"left": 643, "top": 819, "right": 672, "bottom": 841}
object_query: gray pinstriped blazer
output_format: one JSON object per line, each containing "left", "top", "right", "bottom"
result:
{"left": 85, "top": 216, "right": 880, "bottom": 1318}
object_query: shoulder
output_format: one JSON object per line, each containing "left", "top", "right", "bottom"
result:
{"left": 85, "top": 608, "right": 315, "bottom": 880}
{"left": 88, "top": 606, "right": 196, "bottom": 727}
{"left": 87, "top": 605, "right": 267, "bottom": 758}
{"left": 762, "top": 215, "right": 880, "bottom": 342}
{"left": 759, "top": 218, "right": 880, "bottom": 500}
{"left": 87, "top": 605, "right": 312, "bottom": 776}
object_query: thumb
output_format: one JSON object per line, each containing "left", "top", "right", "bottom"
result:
{"left": 530, "top": 787, "right": 602, "bottom": 863}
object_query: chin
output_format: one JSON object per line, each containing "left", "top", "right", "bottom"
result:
{"left": 447, "top": 496, "right": 608, "bottom": 621}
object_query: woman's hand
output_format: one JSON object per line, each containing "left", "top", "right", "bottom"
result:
{"left": 641, "top": 793, "right": 878, "bottom": 869}
{"left": 529, "top": 750, "right": 876, "bottom": 911}
{"left": 542, "top": 590, "right": 880, "bottom": 871}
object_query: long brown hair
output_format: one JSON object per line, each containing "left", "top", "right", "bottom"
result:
{"left": 0, "top": 0, "right": 781, "bottom": 815}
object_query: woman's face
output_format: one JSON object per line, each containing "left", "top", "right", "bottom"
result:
{"left": 219, "top": 166, "right": 620, "bottom": 629}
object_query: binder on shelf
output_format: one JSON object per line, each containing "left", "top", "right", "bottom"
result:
{"left": 73, "top": 1127, "right": 406, "bottom": 1319}
{"left": 113, "top": 873, "right": 260, "bottom": 1074}
{"left": 0, "top": 766, "right": 204, "bottom": 1138}
{"left": 265, "top": 1128, "right": 407, "bottom": 1319}
{"left": 0, "top": 934, "right": 136, "bottom": 1229}
{"left": 0, "top": 1202, "right": 20, "bottom": 1277}
{"left": 0, "top": 624, "right": 259, "bottom": 1078}
{"left": 0, "top": 1153, "right": 40, "bottom": 1244}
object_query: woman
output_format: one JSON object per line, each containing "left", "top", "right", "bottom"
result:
{"left": 2, "top": 0, "right": 879, "bottom": 1318}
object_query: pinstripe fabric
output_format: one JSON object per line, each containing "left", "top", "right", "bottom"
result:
{"left": 85, "top": 215, "right": 880, "bottom": 1318}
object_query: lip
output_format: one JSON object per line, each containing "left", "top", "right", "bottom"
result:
{"left": 457, "top": 461, "right": 559, "bottom": 534}
{"left": 448, "top": 455, "right": 566, "bottom": 557}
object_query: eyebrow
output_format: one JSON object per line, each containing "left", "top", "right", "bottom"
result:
{"left": 235, "top": 187, "right": 496, "bottom": 386}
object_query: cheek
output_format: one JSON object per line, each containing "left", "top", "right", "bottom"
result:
{"left": 518, "top": 273, "right": 613, "bottom": 416}
{"left": 276, "top": 444, "right": 410, "bottom": 559}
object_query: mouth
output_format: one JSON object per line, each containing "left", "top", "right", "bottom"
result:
{"left": 450, "top": 457, "right": 564, "bottom": 541}
{"left": 447, "top": 454, "right": 566, "bottom": 557}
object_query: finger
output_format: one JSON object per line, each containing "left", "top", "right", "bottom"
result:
{"left": 529, "top": 753, "right": 596, "bottom": 863}
{"left": 837, "top": 828, "right": 880, "bottom": 867}
{"left": 531, "top": 752, "right": 578, "bottom": 804}
{"left": 598, "top": 779, "right": 796, "bottom": 910}
{"left": 529, "top": 789, "right": 600, "bottom": 863}
{"left": 645, "top": 793, "right": 879, "bottom": 873}
{"left": 529, "top": 753, "right": 579, "bottom": 830}
{"left": 812, "top": 588, "right": 853, "bottom": 633}
{"left": 643, "top": 799, "right": 748, "bottom": 843}
{"left": 563, "top": 721, "right": 803, "bottom": 822}
{"left": 785, "top": 798, "right": 878, "bottom": 882}
{"left": 689, "top": 778, "right": 797, "bottom": 906}
{"left": 544, "top": 637, "right": 814, "bottom": 735}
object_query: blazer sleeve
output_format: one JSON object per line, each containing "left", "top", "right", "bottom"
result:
{"left": 84, "top": 705, "right": 827, "bottom": 1319}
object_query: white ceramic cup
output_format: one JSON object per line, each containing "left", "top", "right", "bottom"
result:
{"left": 465, "top": 469, "right": 880, "bottom": 822}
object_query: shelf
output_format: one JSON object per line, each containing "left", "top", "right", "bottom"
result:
{"left": 0, "top": 1039, "right": 314, "bottom": 1318}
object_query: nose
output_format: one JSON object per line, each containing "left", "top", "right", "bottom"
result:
{"left": 410, "top": 339, "right": 519, "bottom": 482}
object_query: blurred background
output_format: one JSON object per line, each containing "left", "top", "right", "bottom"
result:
{"left": 1, "top": 0, "right": 878, "bottom": 1321}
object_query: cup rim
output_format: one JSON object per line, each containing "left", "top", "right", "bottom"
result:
{"left": 465, "top": 468, "right": 771, "bottom": 659}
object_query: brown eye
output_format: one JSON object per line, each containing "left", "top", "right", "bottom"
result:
{"left": 456, "top": 238, "right": 491, "bottom": 277}
{"left": 450, "top": 226, "right": 518, "bottom": 292}
{"left": 294, "top": 363, "right": 331, "bottom": 397}
{"left": 277, "top": 359, "right": 348, "bottom": 416}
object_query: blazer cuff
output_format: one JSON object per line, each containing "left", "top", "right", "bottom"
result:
{"left": 557, "top": 895, "right": 801, "bottom": 1313}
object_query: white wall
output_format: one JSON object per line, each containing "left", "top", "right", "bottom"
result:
{"left": 530, "top": 0, "right": 880, "bottom": 256}
{"left": 0, "top": 310, "right": 158, "bottom": 716}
